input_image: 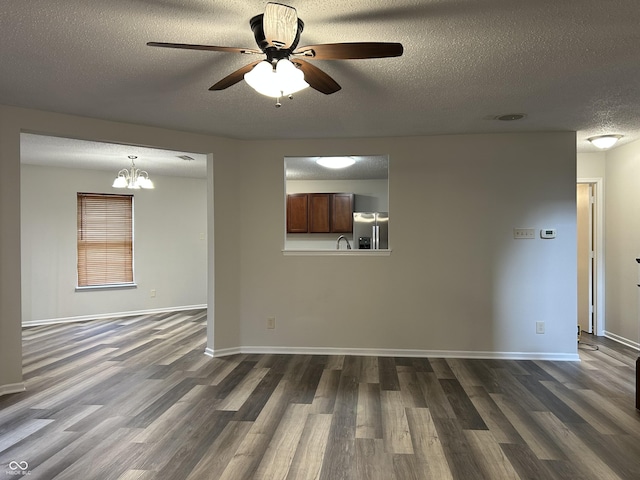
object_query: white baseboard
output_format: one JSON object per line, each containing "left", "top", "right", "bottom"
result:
{"left": 22, "top": 305, "right": 207, "bottom": 327}
{"left": 208, "top": 347, "right": 242, "bottom": 358}
{"left": 205, "top": 345, "right": 580, "bottom": 361}
{"left": 604, "top": 331, "right": 640, "bottom": 351}
{"left": 0, "top": 382, "right": 26, "bottom": 397}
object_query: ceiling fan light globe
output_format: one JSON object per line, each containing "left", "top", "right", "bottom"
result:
{"left": 245, "top": 59, "right": 309, "bottom": 97}
{"left": 276, "top": 59, "right": 309, "bottom": 95}
{"left": 244, "top": 61, "right": 278, "bottom": 97}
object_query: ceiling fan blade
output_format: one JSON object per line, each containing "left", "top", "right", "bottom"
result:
{"left": 147, "top": 42, "right": 261, "bottom": 55}
{"left": 292, "top": 59, "right": 341, "bottom": 95}
{"left": 263, "top": 2, "right": 298, "bottom": 49}
{"left": 209, "top": 60, "right": 264, "bottom": 90}
{"left": 294, "top": 42, "right": 403, "bottom": 60}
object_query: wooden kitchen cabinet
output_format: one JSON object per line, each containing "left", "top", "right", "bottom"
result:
{"left": 286, "top": 193, "right": 309, "bottom": 233}
{"left": 309, "top": 194, "right": 331, "bottom": 233}
{"left": 286, "top": 193, "right": 354, "bottom": 234}
{"left": 331, "top": 193, "right": 354, "bottom": 233}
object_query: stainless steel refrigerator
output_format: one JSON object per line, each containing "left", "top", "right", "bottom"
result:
{"left": 353, "top": 212, "right": 388, "bottom": 249}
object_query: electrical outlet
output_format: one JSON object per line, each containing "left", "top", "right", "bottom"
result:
{"left": 150, "top": 289, "right": 156, "bottom": 298}
{"left": 267, "top": 317, "right": 276, "bottom": 329}
{"left": 514, "top": 228, "right": 535, "bottom": 239}
{"left": 536, "top": 321, "right": 545, "bottom": 334}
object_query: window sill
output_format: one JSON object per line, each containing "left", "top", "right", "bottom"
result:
{"left": 282, "top": 249, "right": 392, "bottom": 257}
{"left": 75, "top": 283, "right": 137, "bottom": 292}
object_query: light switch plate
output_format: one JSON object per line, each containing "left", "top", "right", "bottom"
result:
{"left": 514, "top": 228, "right": 535, "bottom": 239}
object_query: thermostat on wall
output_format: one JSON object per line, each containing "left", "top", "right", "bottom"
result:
{"left": 540, "top": 228, "right": 556, "bottom": 239}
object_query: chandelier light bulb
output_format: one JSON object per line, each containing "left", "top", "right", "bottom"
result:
{"left": 112, "top": 176, "right": 128, "bottom": 188}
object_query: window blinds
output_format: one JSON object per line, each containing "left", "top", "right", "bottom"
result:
{"left": 77, "top": 193, "right": 133, "bottom": 287}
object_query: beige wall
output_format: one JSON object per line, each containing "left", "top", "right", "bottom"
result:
{"left": 577, "top": 151, "right": 606, "bottom": 178}
{"left": 578, "top": 145, "right": 640, "bottom": 348}
{"left": 0, "top": 103, "right": 579, "bottom": 394}
{"left": 234, "top": 133, "right": 578, "bottom": 357}
{"left": 0, "top": 108, "right": 22, "bottom": 392}
{"left": 604, "top": 140, "right": 640, "bottom": 346}
{"left": 21, "top": 164, "right": 208, "bottom": 323}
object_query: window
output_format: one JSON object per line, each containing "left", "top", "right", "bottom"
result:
{"left": 77, "top": 193, "right": 134, "bottom": 287}
{"left": 284, "top": 155, "right": 389, "bottom": 252}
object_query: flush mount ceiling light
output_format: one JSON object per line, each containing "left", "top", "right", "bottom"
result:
{"left": 587, "top": 134, "right": 623, "bottom": 149}
{"left": 316, "top": 156, "right": 356, "bottom": 169}
{"left": 244, "top": 59, "right": 309, "bottom": 106}
{"left": 112, "top": 155, "right": 154, "bottom": 189}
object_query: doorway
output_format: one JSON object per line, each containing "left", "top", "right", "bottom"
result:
{"left": 577, "top": 179, "right": 604, "bottom": 336}
{"left": 19, "top": 134, "right": 209, "bottom": 325}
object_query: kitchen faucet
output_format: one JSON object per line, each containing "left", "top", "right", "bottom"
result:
{"left": 336, "top": 235, "right": 351, "bottom": 250}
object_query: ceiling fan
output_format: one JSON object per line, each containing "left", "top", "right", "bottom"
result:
{"left": 147, "top": 2, "right": 403, "bottom": 106}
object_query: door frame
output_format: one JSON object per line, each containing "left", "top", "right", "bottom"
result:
{"left": 577, "top": 178, "right": 604, "bottom": 336}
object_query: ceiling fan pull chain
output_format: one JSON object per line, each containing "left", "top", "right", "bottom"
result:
{"left": 276, "top": 94, "right": 282, "bottom": 108}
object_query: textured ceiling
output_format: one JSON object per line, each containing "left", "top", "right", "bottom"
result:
{"left": 20, "top": 134, "right": 207, "bottom": 178}
{"left": 4, "top": 0, "right": 640, "bottom": 161}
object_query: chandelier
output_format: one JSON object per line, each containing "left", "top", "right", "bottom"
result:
{"left": 112, "top": 156, "right": 154, "bottom": 189}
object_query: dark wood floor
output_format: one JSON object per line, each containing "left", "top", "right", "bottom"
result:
{"left": 1, "top": 311, "right": 639, "bottom": 479}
